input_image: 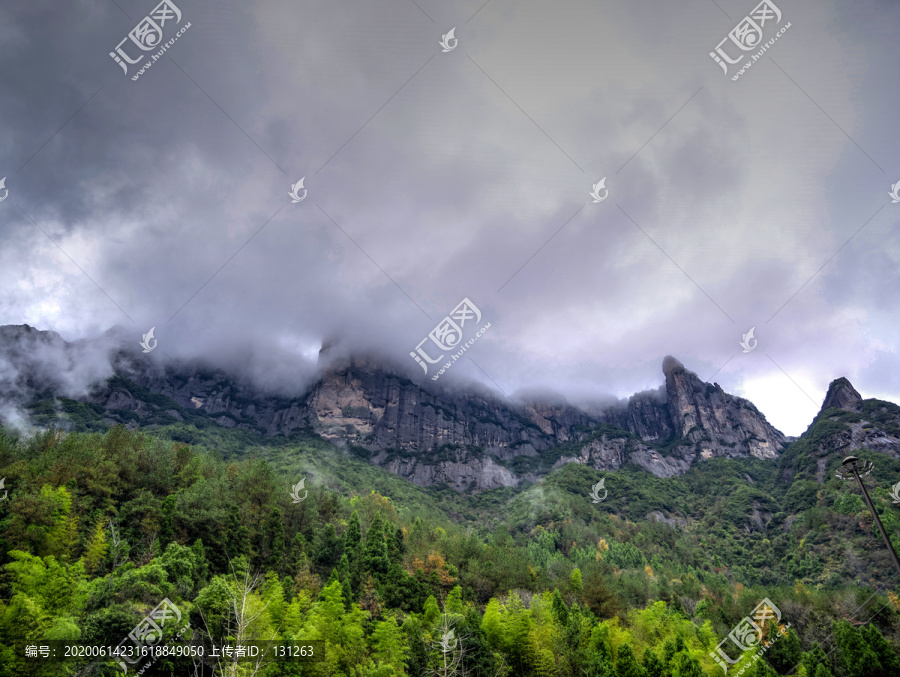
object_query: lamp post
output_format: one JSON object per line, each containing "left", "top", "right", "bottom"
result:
{"left": 836, "top": 456, "right": 900, "bottom": 578}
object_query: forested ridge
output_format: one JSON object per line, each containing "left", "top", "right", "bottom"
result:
{"left": 1, "top": 420, "right": 899, "bottom": 676}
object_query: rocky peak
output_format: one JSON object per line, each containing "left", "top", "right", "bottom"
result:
{"left": 662, "top": 355, "right": 685, "bottom": 378}
{"left": 821, "top": 377, "right": 862, "bottom": 413}
{"left": 661, "top": 356, "right": 785, "bottom": 460}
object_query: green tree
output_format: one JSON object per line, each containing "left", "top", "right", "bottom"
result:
{"left": 345, "top": 510, "right": 364, "bottom": 594}
{"left": 389, "top": 526, "right": 407, "bottom": 565}
{"left": 313, "top": 523, "right": 342, "bottom": 571}
{"left": 446, "top": 585, "right": 464, "bottom": 615}
{"left": 423, "top": 595, "right": 441, "bottom": 627}
{"left": 225, "top": 504, "right": 250, "bottom": 561}
{"left": 642, "top": 648, "right": 665, "bottom": 677}
{"left": 814, "top": 665, "right": 835, "bottom": 677}
{"left": 615, "top": 643, "right": 646, "bottom": 677}
{"left": 367, "top": 615, "right": 409, "bottom": 676}
{"left": 765, "top": 625, "right": 801, "bottom": 674}
{"left": 261, "top": 507, "right": 286, "bottom": 571}
{"left": 861, "top": 624, "right": 900, "bottom": 675}
{"left": 834, "top": 620, "right": 883, "bottom": 677}
{"left": 801, "top": 644, "right": 831, "bottom": 677}
{"left": 159, "top": 493, "right": 178, "bottom": 548}
{"left": 82, "top": 515, "right": 109, "bottom": 575}
{"left": 5, "top": 485, "right": 79, "bottom": 559}
{"left": 670, "top": 652, "right": 703, "bottom": 677}
{"left": 364, "top": 513, "right": 391, "bottom": 580}
{"left": 570, "top": 567, "right": 584, "bottom": 594}
{"left": 551, "top": 589, "right": 569, "bottom": 627}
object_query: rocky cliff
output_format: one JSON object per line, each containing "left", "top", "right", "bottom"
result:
{"left": 0, "top": 324, "right": 797, "bottom": 491}
{"left": 777, "top": 377, "right": 900, "bottom": 484}
{"left": 659, "top": 355, "right": 785, "bottom": 460}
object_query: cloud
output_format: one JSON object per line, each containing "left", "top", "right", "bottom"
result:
{"left": 0, "top": 0, "right": 898, "bottom": 436}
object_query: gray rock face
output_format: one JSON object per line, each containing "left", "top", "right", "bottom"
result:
{"left": 0, "top": 324, "right": 797, "bottom": 490}
{"left": 628, "top": 447, "right": 694, "bottom": 478}
{"left": 598, "top": 388, "right": 675, "bottom": 443}
{"left": 382, "top": 451, "right": 517, "bottom": 491}
{"left": 821, "top": 377, "right": 862, "bottom": 412}
{"left": 647, "top": 511, "right": 688, "bottom": 529}
{"left": 551, "top": 434, "right": 693, "bottom": 478}
{"left": 304, "top": 363, "right": 581, "bottom": 453}
{"left": 585, "top": 357, "right": 786, "bottom": 462}
{"left": 659, "top": 355, "right": 785, "bottom": 460}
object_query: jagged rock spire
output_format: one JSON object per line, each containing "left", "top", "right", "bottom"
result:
{"left": 821, "top": 377, "right": 862, "bottom": 413}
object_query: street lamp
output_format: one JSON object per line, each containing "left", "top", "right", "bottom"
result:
{"left": 836, "top": 456, "right": 900, "bottom": 578}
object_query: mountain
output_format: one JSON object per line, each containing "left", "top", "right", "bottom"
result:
{"left": 5, "top": 324, "right": 900, "bottom": 676}
{"left": 0, "top": 324, "right": 797, "bottom": 491}
{"left": 3, "top": 323, "right": 896, "bottom": 493}
{"left": 777, "top": 377, "right": 900, "bottom": 485}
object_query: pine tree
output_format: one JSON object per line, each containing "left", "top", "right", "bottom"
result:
{"left": 446, "top": 585, "right": 464, "bottom": 615}
{"left": 642, "top": 648, "right": 665, "bottom": 677}
{"left": 369, "top": 615, "right": 409, "bottom": 675}
{"left": 225, "top": 504, "right": 249, "bottom": 561}
{"left": 190, "top": 538, "right": 210, "bottom": 589}
{"left": 108, "top": 519, "right": 130, "bottom": 569}
{"left": 390, "top": 526, "right": 407, "bottom": 564}
{"left": 285, "top": 532, "right": 307, "bottom": 575}
{"left": 746, "top": 658, "right": 778, "bottom": 677}
{"left": 765, "top": 624, "right": 801, "bottom": 674}
{"left": 834, "top": 620, "right": 883, "bottom": 677}
{"left": 159, "top": 494, "right": 177, "bottom": 549}
{"left": 261, "top": 507, "right": 285, "bottom": 571}
{"left": 801, "top": 643, "right": 830, "bottom": 676}
{"left": 551, "top": 589, "right": 569, "bottom": 627}
{"left": 671, "top": 653, "right": 703, "bottom": 677}
{"left": 615, "top": 643, "right": 646, "bottom": 677}
{"left": 423, "top": 595, "right": 441, "bottom": 628}
{"left": 345, "top": 510, "right": 363, "bottom": 594}
{"left": 814, "top": 664, "right": 835, "bottom": 677}
{"left": 585, "top": 653, "right": 616, "bottom": 677}
{"left": 364, "top": 513, "right": 390, "bottom": 580}
{"left": 336, "top": 553, "right": 353, "bottom": 608}
{"left": 861, "top": 624, "right": 900, "bottom": 675}
{"left": 312, "top": 523, "right": 342, "bottom": 571}
{"left": 569, "top": 567, "right": 584, "bottom": 594}
{"left": 82, "top": 515, "right": 109, "bottom": 575}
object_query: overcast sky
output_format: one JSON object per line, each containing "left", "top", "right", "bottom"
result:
{"left": 1, "top": 0, "right": 899, "bottom": 436}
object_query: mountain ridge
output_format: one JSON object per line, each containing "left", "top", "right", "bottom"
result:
{"left": 1, "top": 323, "right": 896, "bottom": 492}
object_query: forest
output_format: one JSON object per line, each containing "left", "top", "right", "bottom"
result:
{"left": 1, "top": 423, "right": 900, "bottom": 676}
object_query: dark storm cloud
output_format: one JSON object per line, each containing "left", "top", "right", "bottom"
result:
{"left": 1, "top": 0, "right": 899, "bottom": 435}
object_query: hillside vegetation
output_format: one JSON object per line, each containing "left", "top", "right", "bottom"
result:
{"left": 0, "top": 416, "right": 899, "bottom": 676}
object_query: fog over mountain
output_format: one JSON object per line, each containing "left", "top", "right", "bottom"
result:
{"left": 2, "top": 0, "right": 899, "bottom": 438}
{"left": 6, "top": 322, "right": 900, "bottom": 495}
